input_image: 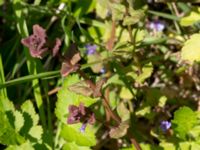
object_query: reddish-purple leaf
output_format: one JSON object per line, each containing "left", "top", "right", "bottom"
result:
{"left": 21, "top": 24, "right": 48, "bottom": 59}
{"left": 60, "top": 43, "right": 81, "bottom": 77}
{"left": 60, "top": 62, "right": 80, "bottom": 77}
{"left": 93, "top": 78, "right": 107, "bottom": 97}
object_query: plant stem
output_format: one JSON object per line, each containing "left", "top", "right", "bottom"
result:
{"left": 78, "top": 70, "right": 121, "bottom": 125}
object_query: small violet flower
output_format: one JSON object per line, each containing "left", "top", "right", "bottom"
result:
{"left": 85, "top": 44, "right": 97, "bottom": 55}
{"left": 149, "top": 21, "right": 165, "bottom": 32}
{"left": 160, "top": 120, "right": 171, "bottom": 132}
{"left": 67, "top": 103, "right": 95, "bottom": 133}
{"left": 80, "top": 123, "right": 87, "bottom": 133}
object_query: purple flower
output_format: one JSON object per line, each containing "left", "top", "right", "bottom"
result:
{"left": 21, "top": 24, "right": 48, "bottom": 59}
{"left": 67, "top": 103, "right": 95, "bottom": 132}
{"left": 85, "top": 44, "right": 97, "bottom": 55}
{"left": 67, "top": 103, "right": 86, "bottom": 124}
{"left": 80, "top": 123, "right": 87, "bottom": 133}
{"left": 149, "top": 21, "right": 165, "bottom": 32}
{"left": 160, "top": 120, "right": 171, "bottom": 132}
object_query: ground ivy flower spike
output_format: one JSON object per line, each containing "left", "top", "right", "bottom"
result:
{"left": 67, "top": 103, "right": 95, "bottom": 132}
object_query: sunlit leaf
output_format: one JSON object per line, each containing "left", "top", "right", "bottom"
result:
{"left": 14, "top": 110, "right": 24, "bottom": 132}
{"left": 55, "top": 75, "right": 97, "bottom": 122}
{"left": 109, "top": 121, "right": 129, "bottom": 139}
{"left": 61, "top": 124, "right": 96, "bottom": 146}
{"left": 180, "top": 8, "right": 200, "bottom": 26}
{"left": 96, "top": 0, "right": 109, "bottom": 19}
{"left": 6, "top": 141, "right": 34, "bottom": 150}
{"left": 119, "top": 87, "right": 134, "bottom": 100}
{"left": 111, "top": 3, "right": 126, "bottom": 21}
{"left": 172, "top": 106, "right": 197, "bottom": 139}
{"left": 117, "top": 102, "right": 130, "bottom": 121}
{"left": 0, "top": 110, "right": 25, "bottom": 145}
{"left": 159, "top": 142, "right": 176, "bottom": 150}
{"left": 181, "top": 33, "right": 200, "bottom": 63}
{"left": 135, "top": 62, "right": 153, "bottom": 83}
{"left": 63, "top": 142, "right": 91, "bottom": 150}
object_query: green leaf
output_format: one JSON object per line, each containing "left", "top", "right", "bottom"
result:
{"left": 14, "top": 110, "right": 24, "bottom": 132}
{"left": 117, "top": 102, "right": 130, "bottom": 121}
{"left": 172, "top": 106, "right": 197, "bottom": 139}
{"left": 55, "top": 75, "right": 97, "bottom": 123}
{"left": 135, "top": 62, "right": 153, "bottom": 83}
{"left": 141, "top": 143, "right": 162, "bottom": 150}
{"left": 179, "top": 142, "right": 200, "bottom": 150}
{"left": 135, "top": 106, "right": 151, "bottom": 117}
{"left": 74, "top": 0, "right": 96, "bottom": 17}
{"left": 21, "top": 100, "right": 39, "bottom": 126}
{"left": 180, "top": 8, "right": 200, "bottom": 26}
{"left": 123, "top": 9, "right": 144, "bottom": 26}
{"left": 0, "top": 96, "right": 15, "bottom": 112}
{"left": 63, "top": 142, "right": 91, "bottom": 150}
{"left": 188, "top": 125, "right": 200, "bottom": 141}
{"left": 159, "top": 142, "right": 176, "bottom": 150}
{"left": 181, "top": 34, "right": 200, "bottom": 63}
{"left": 119, "top": 87, "right": 134, "bottom": 100}
{"left": 0, "top": 110, "right": 25, "bottom": 145}
{"left": 20, "top": 100, "right": 43, "bottom": 141}
{"left": 87, "top": 53, "right": 103, "bottom": 73}
{"left": 96, "top": 0, "right": 109, "bottom": 19}
{"left": 61, "top": 124, "right": 96, "bottom": 146}
{"left": 158, "top": 96, "right": 167, "bottom": 108}
{"left": 111, "top": 3, "right": 126, "bottom": 21}
{"left": 28, "top": 126, "right": 43, "bottom": 140}
{"left": 120, "top": 144, "right": 162, "bottom": 150}
{"left": 6, "top": 141, "right": 34, "bottom": 150}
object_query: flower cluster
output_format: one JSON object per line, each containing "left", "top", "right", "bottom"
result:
{"left": 67, "top": 103, "right": 95, "bottom": 132}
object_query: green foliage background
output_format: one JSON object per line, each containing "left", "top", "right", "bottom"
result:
{"left": 0, "top": 0, "right": 200, "bottom": 150}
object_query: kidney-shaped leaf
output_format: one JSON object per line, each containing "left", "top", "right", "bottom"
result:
{"left": 181, "top": 34, "right": 200, "bottom": 63}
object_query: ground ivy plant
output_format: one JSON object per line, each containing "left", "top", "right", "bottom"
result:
{"left": 0, "top": 0, "right": 200, "bottom": 150}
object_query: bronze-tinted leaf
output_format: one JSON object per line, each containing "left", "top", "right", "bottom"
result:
{"left": 68, "top": 81, "right": 93, "bottom": 97}
{"left": 60, "top": 43, "right": 81, "bottom": 77}
{"left": 71, "top": 52, "right": 81, "bottom": 65}
{"left": 60, "top": 62, "right": 79, "bottom": 77}
{"left": 93, "top": 78, "right": 107, "bottom": 97}
{"left": 65, "top": 43, "right": 81, "bottom": 65}
{"left": 109, "top": 121, "right": 129, "bottom": 139}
